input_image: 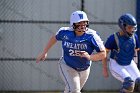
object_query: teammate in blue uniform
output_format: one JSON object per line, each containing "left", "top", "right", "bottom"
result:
{"left": 36, "top": 10, "right": 106, "bottom": 93}
{"left": 102, "top": 13, "right": 140, "bottom": 93}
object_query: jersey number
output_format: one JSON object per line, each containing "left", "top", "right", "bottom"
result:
{"left": 69, "top": 49, "right": 81, "bottom": 56}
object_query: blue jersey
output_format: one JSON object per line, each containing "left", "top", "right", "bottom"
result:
{"left": 105, "top": 32, "right": 140, "bottom": 65}
{"left": 55, "top": 27, "right": 105, "bottom": 71}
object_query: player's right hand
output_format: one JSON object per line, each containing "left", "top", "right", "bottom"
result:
{"left": 80, "top": 51, "right": 90, "bottom": 60}
{"left": 36, "top": 53, "right": 47, "bottom": 63}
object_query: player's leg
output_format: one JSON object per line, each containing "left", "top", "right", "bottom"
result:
{"left": 125, "top": 60, "right": 140, "bottom": 80}
{"left": 109, "top": 58, "right": 135, "bottom": 93}
{"left": 58, "top": 58, "right": 81, "bottom": 93}
{"left": 120, "top": 77, "right": 134, "bottom": 93}
{"left": 135, "top": 77, "right": 140, "bottom": 92}
{"left": 79, "top": 66, "right": 90, "bottom": 90}
{"left": 135, "top": 77, "right": 140, "bottom": 86}
{"left": 125, "top": 60, "right": 140, "bottom": 92}
{"left": 109, "top": 58, "right": 131, "bottom": 81}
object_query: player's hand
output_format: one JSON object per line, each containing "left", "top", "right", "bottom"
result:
{"left": 102, "top": 67, "right": 109, "bottom": 78}
{"left": 80, "top": 51, "right": 90, "bottom": 60}
{"left": 36, "top": 53, "right": 47, "bottom": 63}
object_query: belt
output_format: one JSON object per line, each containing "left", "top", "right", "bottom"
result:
{"left": 72, "top": 66, "right": 89, "bottom": 71}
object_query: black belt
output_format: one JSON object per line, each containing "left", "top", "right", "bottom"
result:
{"left": 72, "top": 66, "right": 89, "bottom": 71}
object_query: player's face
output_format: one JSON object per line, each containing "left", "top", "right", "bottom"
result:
{"left": 125, "top": 25, "right": 136, "bottom": 35}
{"left": 74, "top": 21, "right": 88, "bottom": 33}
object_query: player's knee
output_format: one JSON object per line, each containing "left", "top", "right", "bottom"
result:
{"left": 70, "top": 90, "right": 81, "bottom": 93}
{"left": 119, "top": 89, "right": 127, "bottom": 93}
{"left": 64, "top": 89, "right": 81, "bottom": 93}
{"left": 70, "top": 88, "right": 81, "bottom": 93}
{"left": 70, "top": 91, "right": 81, "bottom": 93}
{"left": 135, "top": 77, "right": 140, "bottom": 85}
{"left": 121, "top": 77, "right": 134, "bottom": 92}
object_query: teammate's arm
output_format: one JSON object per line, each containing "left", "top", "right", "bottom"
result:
{"left": 36, "top": 35, "right": 57, "bottom": 63}
{"left": 90, "top": 50, "right": 106, "bottom": 61}
{"left": 135, "top": 48, "right": 140, "bottom": 51}
{"left": 80, "top": 50, "right": 106, "bottom": 61}
{"left": 102, "top": 48, "right": 110, "bottom": 78}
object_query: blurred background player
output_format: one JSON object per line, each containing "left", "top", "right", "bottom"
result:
{"left": 36, "top": 10, "right": 106, "bottom": 93}
{"left": 102, "top": 13, "right": 140, "bottom": 93}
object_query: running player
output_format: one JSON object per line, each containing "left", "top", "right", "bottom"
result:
{"left": 102, "top": 13, "right": 140, "bottom": 93}
{"left": 36, "top": 10, "right": 106, "bottom": 93}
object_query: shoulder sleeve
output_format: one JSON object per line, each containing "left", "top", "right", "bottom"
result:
{"left": 90, "top": 31, "right": 105, "bottom": 52}
{"left": 55, "top": 27, "right": 65, "bottom": 41}
{"left": 135, "top": 34, "right": 140, "bottom": 48}
{"left": 105, "top": 34, "right": 117, "bottom": 49}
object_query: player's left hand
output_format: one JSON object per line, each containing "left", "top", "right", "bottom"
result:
{"left": 80, "top": 51, "right": 90, "bottom": 60}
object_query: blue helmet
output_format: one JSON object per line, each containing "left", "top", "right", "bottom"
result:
{"left": 118, "top": 13, "right": 137, "bottom": 36}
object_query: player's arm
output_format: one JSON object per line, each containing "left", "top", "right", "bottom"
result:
{"left": 89, "top": 50, "right": 106, "bottom": 61}
{"left": 102, "top": 48, "right": 110, "bottom": 78}
{"left": 86, "top": 33, "right": 106, "bottom": 61}
{"left": 36, "top": 35, "right": 57, "bottom": 63}
{"left": 135, "top": 34, "right": 140, "bottom": 52}
{"left": 80, "top": 49, "right": 106, "bottom": 61}
{"left": 135, "top": 48, "right": 140, "bottom": 51}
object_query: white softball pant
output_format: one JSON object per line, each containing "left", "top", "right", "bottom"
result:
{"left": 58, "top": 58, "right": 90, "bottom": 93}
{"left": 109, "top": 58, "right": 140, "bottom": 82}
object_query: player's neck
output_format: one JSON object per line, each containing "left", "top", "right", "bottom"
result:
{"left": 74, "top": 31, "right": 85, "bottom": 36}
{"left": 119, "top": 30, "right": 125, "bottom": 36}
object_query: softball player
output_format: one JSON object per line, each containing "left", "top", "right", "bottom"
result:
{"left": 36, "top": 11, "right": 106, "bottom": 93}
{"left": 102, "top": 14, "right": 140, "bottom": 93}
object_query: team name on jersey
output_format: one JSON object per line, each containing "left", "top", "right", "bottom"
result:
{"left": 64, "top": 41, "right": 87, "bottom": 50}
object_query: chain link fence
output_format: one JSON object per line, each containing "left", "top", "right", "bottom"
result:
{"left": 0, "top": 0, "right": 137, "bottom": 92}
